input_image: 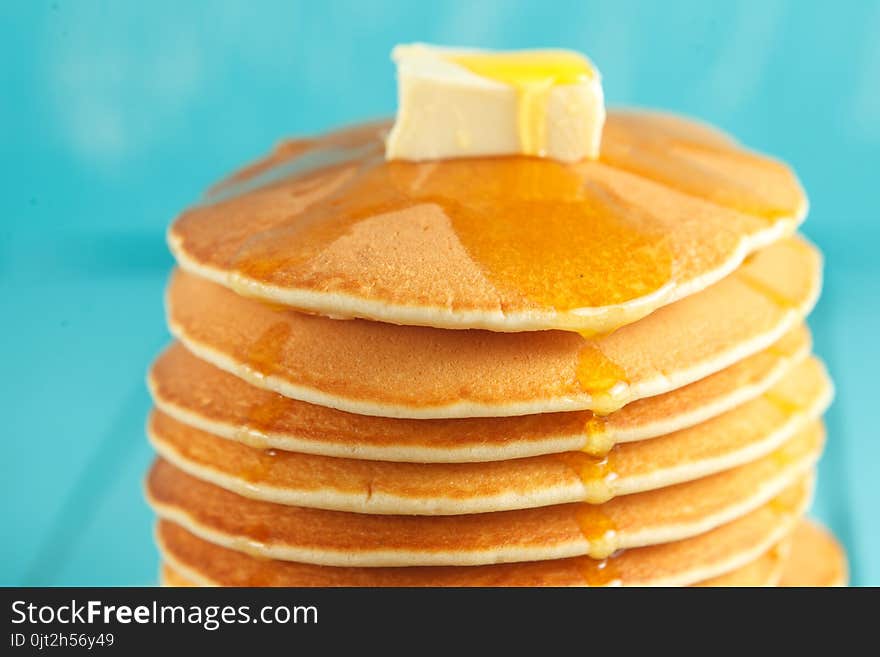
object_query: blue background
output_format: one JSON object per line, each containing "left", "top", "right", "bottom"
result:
{"left": 2, "top": 0, "right": 878, "bottom": 586}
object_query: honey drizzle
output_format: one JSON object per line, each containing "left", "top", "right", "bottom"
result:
{"left": 579, "top": 552, "right": 624, "bottom": 587}
{"left": 737, "top": 270, "right": 796, "bottom": 309}
{"left": 582, "top": 414, "right": 613, "bottom": 456}
{"left": 763, "top": 390, "right": 801, "bottom": 416}
{"left": 246, "top": 322, "right": 292, "bottom": 380}
{"left": 448, "top": 50, "right": 594, "bottom": 156}
{"left": 767, "top": 480, "right": 805, "bottom": 518}
{"left": 573, "top": 503, "right": 619, "bottom": 560}
{"left": 224, "top": 137, "right": 675, "bottom": 315}
{"left": 240, "top": 448, "right": 278, "bottom": 493}
{"left": 764, "top": 339, "right": 791, "bottom": 358}
{"left": 559, "top": 332, "right": 630, "bottom": 554}
{"left": 765, "top": 389, "right": 807, "bottom": 473}
{"left": 555, "top": 448, "right": 620, "bottom": 504}
{"left": 232, "top": 393, "right": 291, "bottom": 450}
{"left": 229, "top": 535, "right": 272, "bottom": 560}
{"left": 769, "top": 540, "right": 788, "bottom": 563}
{"left": 232, "top": 319, "right": 295, "bottom": 450}
{"left": 770, "top": 424, "right": 819, "bottom": 472}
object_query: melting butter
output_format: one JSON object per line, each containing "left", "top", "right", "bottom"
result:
{"left": 386, "top": 44, "right": 605, "bottom": 162}
{"left": 449, "top": 50, "right": 593, "bottom": 156}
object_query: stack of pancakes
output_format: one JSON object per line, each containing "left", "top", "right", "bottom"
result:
{"left": 147, "top": 111, "right": 847, "bottom": 586}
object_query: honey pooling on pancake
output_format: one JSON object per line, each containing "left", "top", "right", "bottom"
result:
{"left": 572, "top": 503, "right": 619, "bottom": 559}
{"left": 763, "top": 390, "right": 802, "bottom": 417}
{"left": 557, "top": 444, "right": 621, "bottom": 557}
{"left": 239, "top": 448, "right": 279, "bottom": 495}
{"left": 225, "top": 140, "right": 675, "bottom": 315}
{"left": 768, "top": 477, "right": 809, "bottom": 520}
{"left": 241, "top": 320, "right": 296, "bottom": 445}
{"left": 225, "top": 512, "right": 274, "bottom": 560}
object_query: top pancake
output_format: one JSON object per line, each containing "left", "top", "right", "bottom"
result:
{"left": 167, "top": 236, "right": 821, "bottom": 418}
{"left": 169, "top": 111, "right": 806, "bottom": 333}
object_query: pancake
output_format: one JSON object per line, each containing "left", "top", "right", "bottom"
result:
{"left": 169, "top": 111, "right": 806, "bottom": 333}
{"left": 154, "top": 478, "right": 808, "bottom": 586}
{"left": 147, "top": 60, "right": 844, "bottom": 590}
{"left": 693, "top": 540, "right": 788, "bottom": 587}
{"left": 779, "top": 520, "right": 848, "bottom": 587}
{"left": 147, "top": 359, "right": 830, "bottom": 511}
{"left": 145, "top": 428, "right": 820, "bottom": 565}
{"left": 166, "top": 236, "right": 821, "bottom": 418}
{"left": 159, "top": 541, "right": 786, "bottom": 587}
{"left": 148, "top": 325, "right": 811, "bottom": 461}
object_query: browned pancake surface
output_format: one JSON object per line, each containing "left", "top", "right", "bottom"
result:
{"left": 148, "top": 360, "right": 829, "bottom": 511}
{"left": 148, "top": 326, "right": 811, "bottom": 461}
{"left": 166, "top": 237, "right": 821, "bottom": 418}
{"left": 155, "top": 479, "right": 807, "bottom": 587}
{"left": 160, "top": 542, "right": 786, "bottom": 587}
{"left": 145, "top": 426, "right": 820, "bottom": 565}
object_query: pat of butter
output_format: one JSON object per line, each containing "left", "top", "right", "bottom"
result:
{"left": 385, "top": 44, "right": 605, "bottom": 163}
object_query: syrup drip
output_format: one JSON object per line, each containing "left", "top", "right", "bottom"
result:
{"left": 576, "top": 341, "right": 631, "bottom": 415}
{"left": 232, "top": 394, "right": 290, "bottom": 449}
{"left": 231, "top": 451, "right": 277, "bottom": 562}
{"left": 768, "top": 481, "right": 804, "bottom": 518}
{"left": 763, "top": 390, "right": 801, "bottom": 416}
{"left": 239, "top": 448, "right": 278, "bottom": 492}
{"left": 737, "top": 270, "right": 796, "bottom": 309}
{"left": 770, "top": 441, "right": 799, "bottom": 470}
{"left": 764, "top": 340, "right": 791, "bottom": 358}
{"left": 579, "top": 553, "right": 624, "bottom": 587}
{"left": 237, "top": 320, "right": 294, "bottom": 450}
{"left": 246, "top": 322, "right": 292, "bottom": 380}
{"left": 555, "top": 449, "right": 620, "bottom": 504}
{"left": 573, "top": 503, "right": 619, "bottom": 560}
{"left": 582, "top": 414, "right": 614, "bottom": 456}
{"left": 229, "top": 535, "right": 272, "bottom": 560}
{"left": 768, "top": 538, "right": 790, "bottom": 564}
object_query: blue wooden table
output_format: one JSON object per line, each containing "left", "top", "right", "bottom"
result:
{"left": 2, "top": 0, "right": 878, "bottom": 585}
